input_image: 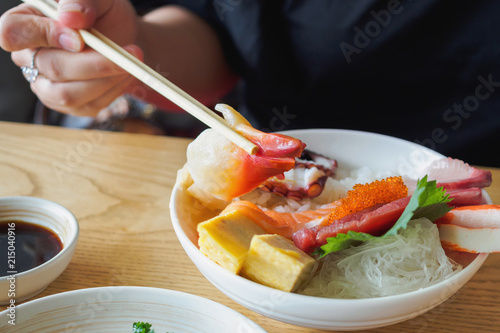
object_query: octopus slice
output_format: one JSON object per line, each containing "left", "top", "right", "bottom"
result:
{"left": 259, "top": 150, "right": 338, "bottom": 200}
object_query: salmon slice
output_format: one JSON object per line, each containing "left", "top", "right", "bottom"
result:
{"left": 263, "top": 202, "right": 340, "bottom": 229}
{"left": 221, "top": 201, "right": 295, "bottom": 238}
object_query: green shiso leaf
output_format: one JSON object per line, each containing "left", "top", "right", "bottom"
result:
{"left": 383, "top": 175, "right": 452, "bottom": 236}
{"left": 314, "top": 231, "right": 377, "bottom": 256}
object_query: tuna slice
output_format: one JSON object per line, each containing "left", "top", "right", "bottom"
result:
{"left": 447, "top": 188, "right": 483, "bottom": 206}
{"left": 292, "top": 188, "right": 486, "bottom": 253}
{"left": 292, "top": 197, "right": 410, "bottom": 253}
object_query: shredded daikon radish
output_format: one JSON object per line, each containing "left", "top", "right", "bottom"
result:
{"left": 299, "top": 218, "right": 462, "bottom": 298}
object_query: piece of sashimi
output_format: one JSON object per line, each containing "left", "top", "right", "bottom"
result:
{"left": 315, "top": 196, "right": 411, "bottom": 247}
{"left": 292, "top": 228, "right": 317, "bottom": 254}
{"left": 221, "top": 201, "right": 294, "bottom": 238}
{"left": 292, "top": 197, "right": 410, "bottom": 252}
{"left": 263, "top": 202, "right": 340, "bottom": 228}
{"left": 446, "top": 188, "right": 483, "bottom": 207}
{"left": 405, "top": 158, "right": 492, "bottom": 192}
{"left": 186, "top": 104, "right": 305, "bottom": 201}
{"left": 429, "top": 158, "right": 492, "bottom": 189}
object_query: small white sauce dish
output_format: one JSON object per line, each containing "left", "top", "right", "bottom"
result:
{"left": 0, "top": 196, "right": 79, "bottom": 304}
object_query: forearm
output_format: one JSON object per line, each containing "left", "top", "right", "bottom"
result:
{"left": 131, "top": 5, "right": 238, "bottom": 110}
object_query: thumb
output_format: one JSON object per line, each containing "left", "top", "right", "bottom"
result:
{"left": 57, "top": 0, "right": 96, "bottom": 30}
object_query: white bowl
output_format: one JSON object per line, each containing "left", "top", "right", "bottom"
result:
{"left": 0, "top": 286, "right": 266, "bottom": 332}
{"left": 0, "top": 196, "right": 79, "bottom": 304}
{"left": 170, "top": 129, "right": 490, "bottom": 331}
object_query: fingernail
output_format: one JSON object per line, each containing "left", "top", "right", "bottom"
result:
{"left": 59, "top": 32, "right": 82, "bottom": 52}
{"left": 59, "top": 3, "right": 84, "bottom": 13}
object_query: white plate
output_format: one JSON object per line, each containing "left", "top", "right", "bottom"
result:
{"left": 0, "top": 286, "right": 266, "bottom": 332}
{"left": 170, "top": 129, "right": 491, "bottom": 331}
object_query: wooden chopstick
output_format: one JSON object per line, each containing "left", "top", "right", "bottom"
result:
{"left": 21, "top": 0, "right": 258, "bottom": 155}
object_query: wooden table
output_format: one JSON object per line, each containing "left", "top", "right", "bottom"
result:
{"left": 1, "top": 121, "right": 499, "bottom": 333}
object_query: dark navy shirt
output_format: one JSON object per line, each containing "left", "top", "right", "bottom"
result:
{"left": 132, "top": 0, "right": 500, "bottom": 166}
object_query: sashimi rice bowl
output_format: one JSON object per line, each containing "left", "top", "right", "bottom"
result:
{"left": 169, "top": 105, "right": 495, "bottom": 330}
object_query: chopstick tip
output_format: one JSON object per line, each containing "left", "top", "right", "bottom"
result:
{"left": 249, "top": 145, "right": 259, "bottom": 155}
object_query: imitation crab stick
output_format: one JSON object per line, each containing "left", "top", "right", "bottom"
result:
{"left": 435, "top": 205, "right": 500, "bottom": 253}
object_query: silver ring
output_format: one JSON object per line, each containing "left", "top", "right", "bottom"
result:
{"left": 21, "top": 47, "right": 41, "bottom": 83}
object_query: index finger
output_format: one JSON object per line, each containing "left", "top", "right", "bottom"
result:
{"left": 0, "top": 4, "right": 83, "bottom": 52}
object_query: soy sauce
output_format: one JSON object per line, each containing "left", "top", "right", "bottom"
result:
{"left": 0, "top": 221, "right": 63, "bottom": 276}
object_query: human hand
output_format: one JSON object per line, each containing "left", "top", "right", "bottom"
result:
{"left": 0, "top": 0, "right": 143, "bottom": 116}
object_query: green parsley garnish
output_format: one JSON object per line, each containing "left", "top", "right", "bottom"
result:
{"left": 133, "top": 322, "right": 155, "bottom": 333}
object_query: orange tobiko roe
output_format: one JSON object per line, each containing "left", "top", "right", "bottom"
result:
{"left": 325, "top": 176, "right": 408, "bottom": 225}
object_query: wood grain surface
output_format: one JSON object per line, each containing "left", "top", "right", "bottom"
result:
{"left": 1, "top": 121, "right": 499, "bottom": 333}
